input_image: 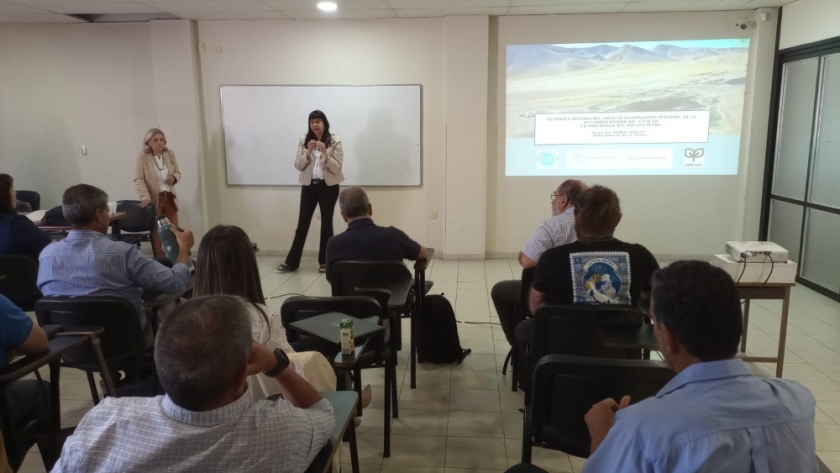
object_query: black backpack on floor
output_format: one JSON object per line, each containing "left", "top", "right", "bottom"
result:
{"left": 417, "top": 294, "right": 471, "bottom": 364}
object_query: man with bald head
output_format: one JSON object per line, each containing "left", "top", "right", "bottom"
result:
{"left": 491, "top": 179, "right": 587, "bottom": 349}
{"left": 325, "top": 186, "right": 428, "bottom": 282}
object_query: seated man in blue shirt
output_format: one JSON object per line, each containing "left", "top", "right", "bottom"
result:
{"left": 37, "top": 184, "right": 193, "bottom": 338}
{"left": 0, "top": 294, "right": 50, "bottom": 468}
{"left": 325, "top": 186, "right": 427, "bottom": 283}
{"left": 581, "top": 260, "right": 817, "bottom": 473}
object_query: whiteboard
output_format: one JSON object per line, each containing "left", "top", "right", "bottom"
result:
{"left": 221, "top": 85, "right": 422, "bottom": 186}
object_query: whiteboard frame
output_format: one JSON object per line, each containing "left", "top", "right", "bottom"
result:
{"left": 219, "top": 84, "right": 424, "bottom": 187}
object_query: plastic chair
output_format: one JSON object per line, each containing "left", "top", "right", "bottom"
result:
{"left": 0, "top": 255, "right": 41, "bottom": 311}
{"left": 35, "top": 296, "right": 153, "bottom": 405}
{"left": 522, "top": 354, "right": 674, "bottom": 462}
{"left": 502, "top": 267, "right": 535, "bottom": 392}
{"left": 113, "top": 200, "right": 156, "bottom": 247}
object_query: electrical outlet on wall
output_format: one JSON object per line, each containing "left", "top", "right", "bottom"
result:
{"left": 430, "top": 211, "right": 438, "bottom": 220}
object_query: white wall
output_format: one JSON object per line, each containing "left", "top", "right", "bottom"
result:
{"left": 0, "top": 20, "right": 205, "bottom": 233}
{"left": 197, "top": 19, "right": 448, "bottom": 255}
{"left": 780, "top": 0, "right": 840, "bottom": 49}
{"left": 489, "top": 10, "right": 778, "bottom": 259}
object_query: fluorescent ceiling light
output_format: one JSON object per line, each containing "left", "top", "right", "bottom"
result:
{"left": 317, "top": 2, "right": 338, "bottom": 11}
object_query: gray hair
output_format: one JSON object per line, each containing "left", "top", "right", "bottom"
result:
{"left": 62, "top": 184, "right": 108, "bottom": 226}
{"left": 339, "top": 186, "right": 370, "bottom": 219}
{"left": 142, "top": 128, "right": 168, "bottom": 154}
{"left": 155, "top": 295, "right": 252, "bottom": 411}
{"left": 558, "top": 179, "right": 588, "bottom": 208}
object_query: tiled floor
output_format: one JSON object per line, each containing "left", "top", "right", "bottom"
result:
{"left": 17, "top": 256, "right": 840, "bottom": 472}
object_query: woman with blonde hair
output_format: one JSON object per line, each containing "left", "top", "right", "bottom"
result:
{"left": 134, "top": 128, "right": 181, "bottom": 258}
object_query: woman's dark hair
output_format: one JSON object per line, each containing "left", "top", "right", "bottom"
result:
{"left": 574, "top": 185, "right": 622, "bottom": 238}
{"left": 0, "top": 174, "right": 14, "bottom": 214}
{"left": 305, "top": 110, "right": 332, "bottom": 148}
{"left": 193, "top": 225, "right": 271, "bottom": 341}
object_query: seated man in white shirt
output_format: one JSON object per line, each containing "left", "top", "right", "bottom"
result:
{"left": 490, "top": 179, "right": 586, "bottom": 347}
{"left": 52, "top": 295, "right": 335, "bottom": 473}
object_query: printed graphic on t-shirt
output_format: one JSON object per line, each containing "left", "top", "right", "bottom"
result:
{"left": 570, "top": 252, "right": 632, "bottom": 305}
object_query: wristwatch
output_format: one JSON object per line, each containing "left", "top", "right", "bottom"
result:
{"left": 262, "top": 349, "right": 291, "bottom": 377}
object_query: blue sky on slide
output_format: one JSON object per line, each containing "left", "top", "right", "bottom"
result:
{"left": 548, "top": 38, "right": 750, "bottom": 50}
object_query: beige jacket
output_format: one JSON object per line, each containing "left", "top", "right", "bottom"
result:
{"left": 295, "top": 134, "right": 344, "bottom": 186}
{"left": 134, "top": 149, "right": 181, "bottom": 205}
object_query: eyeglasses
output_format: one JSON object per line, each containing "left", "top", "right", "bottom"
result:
{"left": 550, "top": 193, "right": 565, "bottom": 200}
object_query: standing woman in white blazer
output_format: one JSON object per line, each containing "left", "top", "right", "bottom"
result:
{"left": 134, "top": 128, "right": 181, "bottom": 259}
{"left": 278, "top": 110, "right": 344, "bottom": 273}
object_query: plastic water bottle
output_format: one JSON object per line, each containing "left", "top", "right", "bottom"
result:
{"left": 156, "top": 215, "right": 180, "bottom": 265}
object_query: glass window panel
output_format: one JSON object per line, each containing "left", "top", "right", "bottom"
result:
{"left": 801, "top": 208, "right": 840, "bottom": 291}
{"left": 772, "top": 58, "right": 819, "bottom": 201}
{"left": 767, "top": 199, "right": 803, "bottom": 264}
{"left": 810, "top": 53, "right": 840, "bottom": 210}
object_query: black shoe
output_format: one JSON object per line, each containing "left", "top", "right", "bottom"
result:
{"left": 277, "top": 264, "right": 297, "bottom": 273}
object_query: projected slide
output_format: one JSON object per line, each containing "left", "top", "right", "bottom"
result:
{"left": 505, "top": 39, "right": 750, "bottom": 176}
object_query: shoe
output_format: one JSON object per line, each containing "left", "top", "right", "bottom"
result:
{"left": 277, "top": 264, "right": 297, "bottom": 273}
{"left": 361, "top": 384, "right": 372, "bottom": 409}
{"left": 319, "top": 264, "right": 326, "bottom": 273}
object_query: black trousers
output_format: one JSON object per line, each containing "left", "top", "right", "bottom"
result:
{"left": 491, "top": 279, "right": 521, "bottom": 346}
{"left": 285, "top": 180, "right": 340, "bottom": 268}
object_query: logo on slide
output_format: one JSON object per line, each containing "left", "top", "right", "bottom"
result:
{"left": 684, "top": 148, "right": 705, "bottom": 168}
{"left": 536, "top": 150, "right": 559, "bottom": 170}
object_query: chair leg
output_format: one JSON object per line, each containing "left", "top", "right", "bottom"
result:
{"left": 511, "top": 348, "right": 519, "bottom": 392}
{"left": 521, "top": 408, "right": 532, "bottom": 463}
{"left": 383, "top": 360, "right": 391, "bottom": 458}
{"left": 348, "top": 421, "right": 360, "bottom": 473}
{"left": 354, "top": 366, "right": 363, "bottom": 417}
{"left": 86, "top": 372, "right": 100, "bottom": 405}
{"left": 390, "top": 359, "right": 399, "bottom": 419}
{"left": 502, "top": 350, "right": 512, "bottom": 375}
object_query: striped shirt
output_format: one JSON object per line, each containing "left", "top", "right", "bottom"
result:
{"left": 37, "top": 230, "right": 190, "bottom": 326}
{"left": 52, "top": 391, "right": 335, "bottom": 473}
{"left": 521, "top": 207, "right": 577, "bottom": 263}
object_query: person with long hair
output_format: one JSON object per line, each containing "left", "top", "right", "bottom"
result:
{"left": 278, "top": 110, "right": 344, "bottom": 274}
{"left": 134, "top": 128, "right": 182, "bottom": 259}
{"left": 193, "top": 225, "right": 343, "bottom": 400}
{"left": 0, "top": 174, "right": 52, "bottom": 258}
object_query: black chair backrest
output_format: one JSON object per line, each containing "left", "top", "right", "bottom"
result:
{"left": 16, "top": 190, "right": 40, "bottom": 211}
{"left": 330, "top": 260, "right": 412, "bottom": 298}
{"left": 517, "top": 267, "right": 536, "bottom": 320}
{"left": 531, "top": 354, "right": 674, "bottom": 458}
{"left": 280, "top": 296, "right": 381, "bottom": 343}
{"left": 532, "top": 303, "right": 644, "bottom": 362}
{"left": 116, "top": 200, "right": 156, "bottom": 234}
{"left": 0, "top": 255, "right": 41, "bottom": 310}
{"left": 35, "top": 296, "right": 146, "bottom": 371}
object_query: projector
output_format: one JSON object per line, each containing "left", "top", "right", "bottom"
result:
{"left": 712, "top": 254, "right": 797, "bottom": 284}
{"left": 725, "top": 241, "right": 789, "bottom": 263}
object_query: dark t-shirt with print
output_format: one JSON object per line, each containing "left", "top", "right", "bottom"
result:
{"left": 532, "top": 238, "right": 659, "bottom": 307}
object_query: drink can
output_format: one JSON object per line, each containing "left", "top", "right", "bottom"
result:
{"left": 340, "top": 318, "right": 354, "bottom": 355}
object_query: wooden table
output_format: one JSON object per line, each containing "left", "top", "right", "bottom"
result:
{"left": 305, "top": 391, "right": 360, "bottom": 473}
{"left": 37, "top": 212, "right": 127, "bottom": 238}
{"left": 411, "top": 248, "right": 434, "bottom": 389}
{"left": 738, "top": 282, "right": 795, "bottom": 377}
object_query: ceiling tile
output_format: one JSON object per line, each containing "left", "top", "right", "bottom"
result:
{"left": 25, "top": 1, "right": 161, "bottom": 12}
{"left": 739, "top": 0, "right": 792, "bottom": 7}
{"left": 622, "top": 0, "right": 745, "bottom": 12}
{"left": 388, "top": 0, "right": 508, "bottom": 8}
{"left": 0, "top": 3, "right": 50, "bottom": 13}
{"left": 264, "top": 0, "right": 391, "bottom": 9}
{"left": 395, "top": 6, "right": 507, "bottom": 17}
{"left": 0, "top": 12, "right": 83, "bottom": 21}
{"left": 178, "top": 9, "right": 289, "bottom": 18}
{"left": 143, "top": 0, "right": 273, "bottom": 11}
{"left": 283, "top": 7, "right": 397, "bottom": 18}
{"left": 510, "top": 3, "right": 627, "bottom": 14}
{"left": 511, "top": 0, "right": 625, "bottom": 5}
{"left": 9, "top": 0, "right": 130, "bottom": 4}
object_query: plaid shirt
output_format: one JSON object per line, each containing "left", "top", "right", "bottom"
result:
{"left": 521, "top": 207, "right": 577, "bottom": 263}
{"left": 52, "top": 391, "right": 334, "bottom": 473}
